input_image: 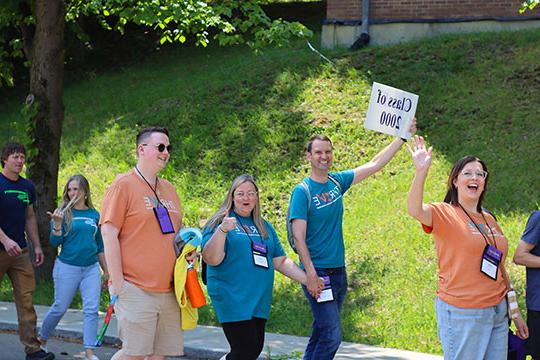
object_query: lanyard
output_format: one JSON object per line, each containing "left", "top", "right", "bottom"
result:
{"left": 135, "top": 167, "right": 164, "bottom": 207}
{"left": 458, "top": 203, "right": 497, "bottom": 248}
{"left": 235, "top": 214, "right": 261, "bottom": 247}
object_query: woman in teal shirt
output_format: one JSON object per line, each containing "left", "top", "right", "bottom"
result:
{"left": 38, "top": 175, "right": 108, "bottom": 360}
{"left": 202, "top": 174, "right": 322, "bottom": 360}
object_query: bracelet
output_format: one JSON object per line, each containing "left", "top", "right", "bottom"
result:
{"left": 218, "top": 225, "right": 228, "bottom": 234}
{"left": 400, "top": 137, "right": 408, "bottom": 142}
{"left": 53, "top": 227, "right": 61, "bottom": 232}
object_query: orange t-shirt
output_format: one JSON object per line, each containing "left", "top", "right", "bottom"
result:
{"left": 422, "top": 202, "right": 508, "bottom": 308}
{"left": 100, "top": 170, "right": 182, "bottom": 292}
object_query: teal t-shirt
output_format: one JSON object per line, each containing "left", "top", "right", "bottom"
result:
{"left": 50, "top": 208, "right": 104, "bottom": 267}
{"left": 289, "top": 170, "right": 354, "bottom": 268}
{"left": 201, "top": 212, "right": 286, "bottom": 323}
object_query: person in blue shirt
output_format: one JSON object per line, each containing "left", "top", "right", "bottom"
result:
{"left": 202, "top": 174, "right": 323, "bottom": 360}
{"left": 514, "top": 210, "right": 540, "bottom": 359}
{"left": 38, "top": 175, "right": 108, "bottom": 360}
{"left": 289, "top": 119, "right": 416, "bottom": 360}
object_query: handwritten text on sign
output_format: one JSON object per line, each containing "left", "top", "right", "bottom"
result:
{"left": 364, "top": 82, "right": 418, "bottom": 140}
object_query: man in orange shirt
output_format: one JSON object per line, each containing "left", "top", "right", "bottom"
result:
{"left": 101, "top": 127, "right": 189, "bottom": 360}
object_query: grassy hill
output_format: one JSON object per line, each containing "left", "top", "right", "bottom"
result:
{"left": 1, "top": 28, "right": 539, "bottom": 354}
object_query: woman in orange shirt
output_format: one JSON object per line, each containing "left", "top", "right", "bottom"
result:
{"left": 407, "top": 135, "right": 527, "bottom": 359}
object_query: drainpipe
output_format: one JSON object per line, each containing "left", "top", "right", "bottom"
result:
{"left": 351, "top": 0, "right": 370, "bottom": 49}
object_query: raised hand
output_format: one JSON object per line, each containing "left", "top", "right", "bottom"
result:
{"left": 408, "top": 117, "right": 417, "bottom": 135}
{"left": 407, "top": 135, "right": 433, "bottom": 172}
{"left": 220, "top": 210, "right": 237, "bottom": 233}
{"left": 46, "top": 208, "right": 64, "bottom": 228}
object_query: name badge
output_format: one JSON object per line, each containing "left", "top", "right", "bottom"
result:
{"left": 317, "top": 276, "right": 334, "bottom": 303}
{"left": 480, "top": 244, "right": 502, "bottom": 281}
{"left": 252, "top": 242, "right": 268, "bottom": 269}
{"left": 153, "top": 207, "right": 175, "bottom": 234}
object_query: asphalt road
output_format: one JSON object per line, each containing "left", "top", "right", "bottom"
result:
{"left": 0, "top": 331, "right": 199, "bottom": 360}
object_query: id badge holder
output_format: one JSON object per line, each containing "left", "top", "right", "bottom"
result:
{"left": 317, "top": 276, "right": 334, "bottom": 303}
{"left": 153, "top": 206, "right": 175, "bottom": 234}
{"left": 480, "top": 244, "right": 502, "bottom": 281}
{"left": 252, "top": 242, "right": 269, "bottom": 269}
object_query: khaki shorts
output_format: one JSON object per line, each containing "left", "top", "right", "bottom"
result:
{"left": 115, "top": 280, "right": 183, "bottom": 356}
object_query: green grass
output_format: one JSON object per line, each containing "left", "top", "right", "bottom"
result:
{"left": 1, "top": 28, "right": 539, "bottom": 354}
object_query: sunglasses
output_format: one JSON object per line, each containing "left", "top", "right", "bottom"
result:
{"left": 142, "top": 143, "right": 172, "bottom": 153}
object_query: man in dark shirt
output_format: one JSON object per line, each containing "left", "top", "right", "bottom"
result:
{"left": 514, "top": 210, "right": 540, "bottom": 360}
{"left": 0, "top": 142, "right": 54, "bottom": 360}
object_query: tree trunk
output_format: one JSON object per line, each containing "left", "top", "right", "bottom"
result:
{"left": 26, "top": 0, "right": 65, "bottom": 281}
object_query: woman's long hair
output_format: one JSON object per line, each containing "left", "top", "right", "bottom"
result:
{"left": 59, "top": 175, "right": 94, "bottom": 233}
{"left": 205, "top": 174, "right": 268, "bottom": 239}
{"left": 443, "top": 156, "right": 489, "bottom": 213}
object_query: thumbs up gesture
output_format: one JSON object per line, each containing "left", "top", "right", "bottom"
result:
{"left": 220, "top": 210, "right": 237, "bottom": 233}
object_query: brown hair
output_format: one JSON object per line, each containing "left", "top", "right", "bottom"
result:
{"left": 306, "top": 135, "right": 332, "bottom": 153}
{"left": 1, "top": 142, "right": 26, "bottom": 167}
{"left": 443, "top": 155, "right": 489, "bottom": 212}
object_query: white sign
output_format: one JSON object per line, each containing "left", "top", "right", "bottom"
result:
{"left": 364, "top": 82, "right": 418, "bottom": 140}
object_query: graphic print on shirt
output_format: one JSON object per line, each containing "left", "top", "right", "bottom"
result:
{"left": 234, "top": 224, "right": 261, "bottom": 238}
{"left": 142, "top": 189, "right": 178, "bottom": 213}
{"left": 73, "top": 217, "right": 99, "bottom": 237}
{"left": 312, "top": 184, "right": 342, "bottom": 210}
{"left": 466, "top": 221, "right": 503, "bottom": 239}
{"left": 4, "top": 190, "right": 30, "bottom": 205}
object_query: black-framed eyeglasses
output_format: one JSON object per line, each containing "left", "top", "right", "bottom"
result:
{"left": 142, "top": 143, "right": 172, "bottom": 153}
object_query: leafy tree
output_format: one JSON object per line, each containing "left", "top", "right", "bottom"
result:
{"left": 520, "top": 0, "right": 539, "bottom": 12}
{"left": 0, "top": 0, "right": 311, "bottom": 280}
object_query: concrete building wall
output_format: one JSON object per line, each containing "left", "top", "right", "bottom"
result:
{"left": 322, "top": 0, "right": 540, "bottom": 48}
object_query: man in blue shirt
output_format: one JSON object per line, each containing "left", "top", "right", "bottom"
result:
{"left": 0, "top": 142, "right": 54, "bottom": 360}
{"left": 289, "top": 122, "right": 415, "bottom": 360}
{"left": 514, "top": 210, "right": 540, "bottom": 360}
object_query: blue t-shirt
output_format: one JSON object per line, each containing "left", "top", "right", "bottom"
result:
{"left": 50, "top": 208, "right": 104, "bottom": 267}
{"left": 522, "top": 210, "right": 540, "bottom": 311}
{"left": 289, "top": 170, "right": 354, "bottom": 268}
{"left": 0, "top": 173, "right": 36, "bottom": 250}
{"left": 201, "top": 212, "right": 286, "bottom": 323}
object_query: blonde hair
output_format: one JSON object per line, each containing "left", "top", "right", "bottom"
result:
{"left": 205, "top": 174, "right": 268, "bottom": 239}
{"left": 59, "top": 175, "right": 94, "bottom": 233}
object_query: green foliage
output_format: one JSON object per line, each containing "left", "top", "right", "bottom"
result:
{"left": 520, "top": 0, "right": 539, "bottom": 12}
{"left": 1, "top": 29, "right": 540, "bottom": 354}
{"left": 0, "top": 0, "right": 312, "bottom": 87}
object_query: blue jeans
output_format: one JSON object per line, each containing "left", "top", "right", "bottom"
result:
{"left": 39, "top": 259, "right": 101, "bottom": 349}
{"left": 435, "top": 297, "right": 508, "bottom": 360}
{"left": 301, "top": 267, "right": 347, "bottom": 360}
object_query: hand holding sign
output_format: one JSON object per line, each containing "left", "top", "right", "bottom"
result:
{"left": 364, "top": 82, "right": 418, "bottom": 140}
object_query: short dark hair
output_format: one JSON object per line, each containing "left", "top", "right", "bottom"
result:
{"left": 1, "top": 142, "right": 26, "bottom": 167}
{"left": 306, "top": 135, "right": 332, "bottom": 153}
{"left": 136, "top": 127, "right": 169, "bottom": 145}
{"left": 443, "top": 155, "right": 489, "bottom": 213}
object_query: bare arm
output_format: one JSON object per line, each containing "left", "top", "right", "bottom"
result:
{"left": 101, "top": 223, "right": 123, "bottom": 295}
{"left": 25, "top": 204, "right": 44, "bottom": 266}
{"left": 202, "top": 228, "right": 227, "bottom": 266}
{"left": 273, "top": 256, "right": 307, "bottom": 285}
{"left": 406, "top": 136, "right": 433, "bottom": 227}
{"left": 352, "top": 118, "right": 417, "bottom": 185}
{"left": 292, "top": 219, "right": 321, "bottom": 298}
{"left": 97, "top": 252, "right": 109, "bottom": 286}
{"left": 514, "top": 240, "right": 540, "bottom": 268}
{"left": 202, "top": 211, "right": 236, "bottom": 266}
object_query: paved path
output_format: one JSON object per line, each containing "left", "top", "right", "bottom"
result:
{"left": 0, "top": 301, "right": 442, "bottom": 359}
